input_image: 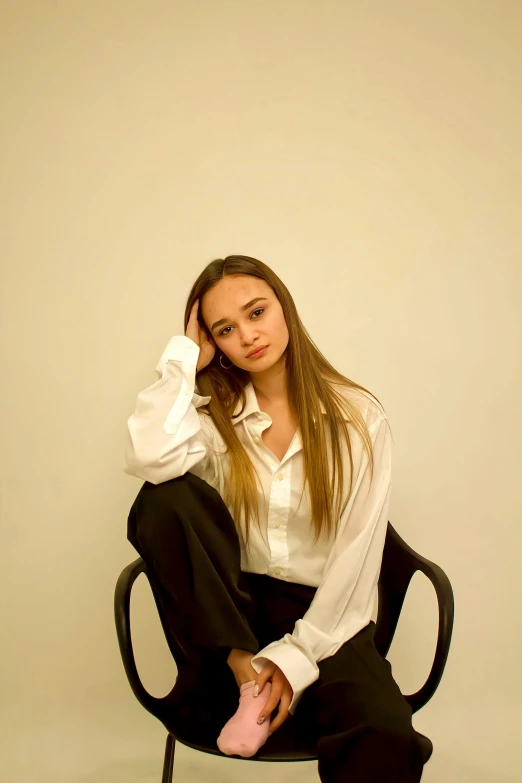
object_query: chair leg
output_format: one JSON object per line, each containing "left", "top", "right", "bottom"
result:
{"left": 161, "top": 733, "right": 175, "bottom": 783}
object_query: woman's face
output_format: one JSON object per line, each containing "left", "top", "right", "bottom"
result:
{"left": 200, "top": 275, "right": 289, "bottom": 373}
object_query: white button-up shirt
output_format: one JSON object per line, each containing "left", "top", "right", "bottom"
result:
{"left": 125, "top": 335, "right": 392, "bottom": 713}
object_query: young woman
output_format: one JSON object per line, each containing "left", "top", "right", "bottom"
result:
{"left": 124, "top": 255, "right": 427, "bottom": 782}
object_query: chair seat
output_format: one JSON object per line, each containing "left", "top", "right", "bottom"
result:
{"left": 175, "top": 734, "right": 318, "bottom": 762}
{"left": 172, "top": 729, "right": 433, "bottom": 765}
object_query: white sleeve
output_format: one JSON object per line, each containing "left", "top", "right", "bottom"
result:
{"left": 250, "top": 415, "right": 392, "bottom": 714}
{"left": 124, "top": 335, "right": 217, "bottom": 486}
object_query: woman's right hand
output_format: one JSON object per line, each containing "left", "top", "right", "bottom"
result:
{"left": 186, "top": 299, "right": 216, "bottom": 373}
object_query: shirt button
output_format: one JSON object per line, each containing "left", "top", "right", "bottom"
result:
{"left": 274, "top": 521, "right": 281, "bottom": 529}
{"left": 274, "top": 567, "right": 282, "bottom": 576}
{"left": 253, "top": 436, "right": 260, "bottom": 443}
{"left": 276, "top": 472, "right": 284, "bottom": 481}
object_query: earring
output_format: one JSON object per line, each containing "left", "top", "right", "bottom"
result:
{"left": 219, "top": 354, "right": 233, "bottom": 370}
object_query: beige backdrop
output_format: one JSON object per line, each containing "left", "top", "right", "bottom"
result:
{"left": 1, "top": 1, "right": 521, "bottom": 781}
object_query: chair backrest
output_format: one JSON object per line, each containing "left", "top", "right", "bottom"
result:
{"left": 375, "top": 522, "right": 423, "bottom": 657}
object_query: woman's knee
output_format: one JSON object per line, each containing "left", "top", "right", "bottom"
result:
{"left": 313, "top": 680, "right": 414, "bottom": 740}
{"left": 317, "top": 716, "right": 422, "bottom": 783}
{"left": 316, "top": 689, "right": 420, "bottom": 769}
{"left": 130, "top": 472, "right": 225, "bottom": 546}
{"left": 139, "top": 473, "right": 195, "bottom": 509}
{"left": 362, "top": 714, "right": 417, "bottom": 752}
{"left": 139, "top": 472, "right": 219, "bottom": 513}
{"left": 129, "top": 474, "right": 195, "bottom": 546}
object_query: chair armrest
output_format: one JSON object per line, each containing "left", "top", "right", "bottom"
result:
{"left": 114, "top": 557, "right": 169, "bottom": 714}
{"left": 404, "top": 554, "right": 455, "bottom": 713}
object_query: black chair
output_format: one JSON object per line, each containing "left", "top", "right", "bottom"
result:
{"left": 114, "top": 522, "right": 454, "bottom": 782}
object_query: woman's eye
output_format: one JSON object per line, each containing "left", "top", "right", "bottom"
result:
{"left": 219, "top": 308, "right": 264, "bottom": 336}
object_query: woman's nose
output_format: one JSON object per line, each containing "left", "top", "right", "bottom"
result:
{"left": 240, "top": 328, "right": 259, "bottom": 345}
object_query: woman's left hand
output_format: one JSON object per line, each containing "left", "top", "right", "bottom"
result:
{"left": 254, "top": 661, "right": 293, "bottom": 732}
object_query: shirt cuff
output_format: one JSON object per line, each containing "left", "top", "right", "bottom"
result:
{"left": 250, "top": 639, "right": 319, "bottom": 714}
{"left": 154, "top": 334, "right": 200, "bottom": 376}
{"left": 154, "top": 336, "right": 211, "bottom": 434}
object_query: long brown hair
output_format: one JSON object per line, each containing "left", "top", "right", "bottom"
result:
{"left": 184, "top": 255, "right": 390, "bottom": 545}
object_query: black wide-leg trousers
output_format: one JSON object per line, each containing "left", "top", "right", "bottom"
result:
{"left": 127, "top": 472, "right": 426, "bottom": 782}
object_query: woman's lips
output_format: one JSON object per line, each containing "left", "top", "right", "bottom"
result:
{"left": 247, "top": 345, "right": 268, "bottom": 358}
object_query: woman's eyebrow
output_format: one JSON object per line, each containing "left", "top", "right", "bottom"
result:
{"left": 210, "top": 297, "right": 268, "bottom": 332}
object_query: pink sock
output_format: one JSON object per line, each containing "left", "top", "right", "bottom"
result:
{"left": 216, "top": 680, "right": 272, "bottom": 758}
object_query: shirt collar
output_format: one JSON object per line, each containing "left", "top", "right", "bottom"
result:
{"left": 231, "top": 382, "right": 263, "bottom": 424}
{"left": 231, "top": 382, "right": 346, "bottom": 425}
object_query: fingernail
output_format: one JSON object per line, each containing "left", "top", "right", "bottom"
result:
{"left": 257, "top": 716, "right": 265, "bottom": 725}
{"left": 253, "top": 684, "right": 259, "bottom": 697}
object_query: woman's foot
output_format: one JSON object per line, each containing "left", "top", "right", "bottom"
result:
{"left": 216, "top": 680, "right": 272, "bottom": 758}
{"left": 216, "top": 649, "right": 273, "bottom": 757}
